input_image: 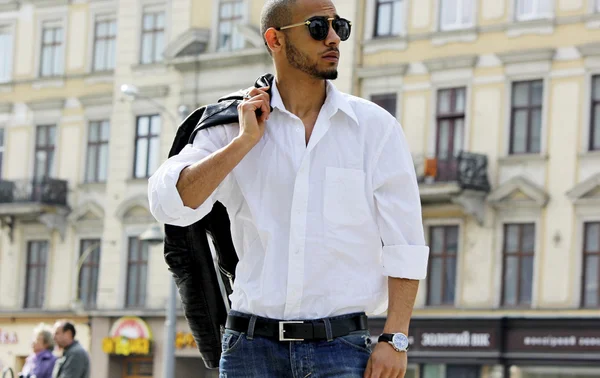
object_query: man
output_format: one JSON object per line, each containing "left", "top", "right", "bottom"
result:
{"left": 51, "top": 321, "right": 90, "bottom": 378}
{"left": 19, "top": 323, "right": 56, "bottom": 378}
{"left": 148, "top": 0, "right": 429, "bottom": 376}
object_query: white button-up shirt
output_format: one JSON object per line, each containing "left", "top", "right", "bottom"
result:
{"left": 148, "top": 80, "right": 429, "bottom": 320}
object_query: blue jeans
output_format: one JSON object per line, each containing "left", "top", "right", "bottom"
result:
{"left": 219, "top": 311, "right": 372, "bottom": 378}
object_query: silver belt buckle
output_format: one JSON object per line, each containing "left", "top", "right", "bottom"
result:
{"left": 278, "top": 321, "right": 304, "bottom": 341}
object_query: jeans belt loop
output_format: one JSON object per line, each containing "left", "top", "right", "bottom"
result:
{"left": 246, "top": 315, "right": 258, "bottom": 340}
{"left": 323, "top": 318, "right": 334, "bottom": 342}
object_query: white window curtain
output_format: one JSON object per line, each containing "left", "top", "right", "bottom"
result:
{"left": 0, "top": 27, "right": 13, "bottom": 83}
{"left": 516, "top": 0, "right": 552, "bottom": 21}
{"left": 440, "top": 0, "right": 474, "bottom": 31}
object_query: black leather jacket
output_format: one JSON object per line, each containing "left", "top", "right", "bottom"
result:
{"left": 163, "top": 74, "right": 274, "bottom": 369}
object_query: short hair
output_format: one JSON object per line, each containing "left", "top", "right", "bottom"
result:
{"left": 58, "top": 321, "right": 77, "bottom": 338}
{"left": 260, "top": 0, "right": 297, "bottom": 53}
{"left": 34, "top": 323, "right": 55, "bottom": 350}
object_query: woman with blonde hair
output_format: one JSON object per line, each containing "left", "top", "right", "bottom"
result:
{"left": 19, "top": 323, "right": 57, "bottom": 378}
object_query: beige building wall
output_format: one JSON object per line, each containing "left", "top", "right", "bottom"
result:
{"left": 357, "top": 0, "right": 600, "bottom": 316}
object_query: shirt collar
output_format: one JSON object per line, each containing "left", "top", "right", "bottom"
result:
{"left": 270, "top": 79, "right": 359, "bottom": 126}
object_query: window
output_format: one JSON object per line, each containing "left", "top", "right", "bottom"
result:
{"left": 515, "top": 0, "right": 552, "bottom": 21}
{"left": 126, "top": 237, "right": 149, "bottom": 308}
{"left": 78, "top": 239, "right": 101, "bottom": 308}
{"left": 510, "top": 80, "right": 543, "bottom": 155}
{"left": 140, "top": 11, "right": 165, "bottom": 64}
{"left": 25, "top": 241, "right": 48, "bottom": 309}
{"left": 502, "top": 223, "right": 535, "bottom": 306}
{"left": 590, "top": 75, "right": 600, "bottom": 151}
{"left": 93, "top": 17, "right": 116, "bottom": 71}
{"left": 217, "top": 0, "right": 245, "bottom": 52}
{"left": 440, "top": 0, "right": 474, "bottom": 31}
{"left": 0, "top": 26, "right": 13, "bottom": 83}
{"left": 427, "top": 226, "right": 458, "bottom": 306}
{"left": 133, "top": 115, "right": 161, "bottom": 178}
{"left": 86, "top": 120, "right": 110, "bottom": 182}
{"left": 34, "top": 125, "right": 56, "bottom": 182}
{"left": 583, "top": 222, "right": 600, "bottom": 308}
{"left": 374, "top": 0, "right": 403, "bottom": 37}
{"left": 0, "top": 128, "right": 4, "bottom": 179}
{"left": 40, "top": 22, "right": 64, "bottom": 77}
{"left": 371, "top": 93, "right": 397, "bottom": 117}
{"left": 436, "top": 87, "right": 465, "bottom": 181}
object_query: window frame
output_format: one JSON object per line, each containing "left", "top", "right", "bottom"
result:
{"left": 85, "top": 120, "right": 110, "bottom": 183}
{"left": 435, "top": 87, "right": 466, "bottom": 182}
{"left": 77, "top": 239, "right": 101, "bottom": 309}
{"left": 373, "top": 0, "right": 404, "bottom": 38}
{"left": 125, "top": 236, "right": 149, "bottom": 308}
{"left": 0, "top": 23, "right": 15, "bottom": 83}
{"left": 92, "top": 16, "right": 117, "bottom": 72}
{"left": 216, "top": 0, "right": 246, "bottom": 52}
{"left": 139, "top": 9, "right": 166, "bottom": 64}
{"left": 589, "top": 74, "right": 600, "bottom": 151}
{"left": 24, "top": 240, "right": 49, "bottom": 309}
{"left": 509, "top": 79, "right": 544, "bottom": 155}
{"left": 39, "top": 21, "right": 65, "bottom": 77}
{"left": 582, "top": 222, "right": 600, "bottom": 308}
{"left": 426, "top": 225, "right": 460, "bottom": 307}
{"left": 33, "top": 125, "right": 57, "bottom": 181}
{"left": 133, "top": 114, "right": 161, "bottom": 179}
{"left": 501, "top": 223, "right": 536, "bottom": 307}
{"left": 438, "top": 0, "right": 476, "bottom": 32}
{"left": 514, "top": 0, "right": 554, "bottom": 21}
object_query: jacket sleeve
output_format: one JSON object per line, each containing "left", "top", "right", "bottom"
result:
{"left": 148, "top": 124, "right": 237, "bottom": 227}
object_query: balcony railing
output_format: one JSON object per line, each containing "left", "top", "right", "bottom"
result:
{"left": 418, "top": 151, "right": 491, "bottom": 193}
{"left": 0, "top": 178, "right": 68, "bottom": 206}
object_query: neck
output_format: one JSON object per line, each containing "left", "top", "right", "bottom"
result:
{"left": 275, "top": 69, "right": 327, "bottom": 119}
{"left": 63, "top": 340, "right": 75, "bottom": 349}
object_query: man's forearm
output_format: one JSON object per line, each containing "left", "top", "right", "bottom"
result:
{"left": 383, "top": 277, "right": 420, "bottom": 334}
{"left": 176, "top": 135, "right": 255, "bottom": 209}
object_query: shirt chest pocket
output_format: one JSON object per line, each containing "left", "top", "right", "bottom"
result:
{"left": 324, "top": 167, "right": 370, "bottom": 226}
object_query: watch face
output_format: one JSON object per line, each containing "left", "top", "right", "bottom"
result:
{"left": 392, "top": 333, "right": 409, "bottom": 350}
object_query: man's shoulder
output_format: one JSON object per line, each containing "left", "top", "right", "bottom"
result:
{"left": 70, "top": 342, "right": 90, "bottom": 357}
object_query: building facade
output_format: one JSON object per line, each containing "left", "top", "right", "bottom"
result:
{"left": 356, "top": 0, "right": 600, "bottom": 377}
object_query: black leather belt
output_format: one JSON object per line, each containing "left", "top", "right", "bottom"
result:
{"left": 225, "top": 313, "right": 369, "bottom": 341}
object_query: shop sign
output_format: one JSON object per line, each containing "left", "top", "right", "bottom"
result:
{"left": 102, "top": 317, "right": 153, "bottom": 356}
{"left": 175, "top": 332, "right": 197, "bottom": 349}
{"left": 409, "top": 328, "right": 499, "bottom": 352}
{"left": 0, "top": 330, "right": 18, "bottom": 344}
{"left": 507, "top": 329, "right": 600, "bottom": 352}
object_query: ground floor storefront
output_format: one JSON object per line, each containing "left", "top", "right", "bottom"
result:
{"left": 368, "top": 317, "right": 600, "bottom": 378}
{"left": 89, "top": 315, "right": 218, "bottom": 378}
{"left": 0, "top": 315, "right": 90, "bottom": 376}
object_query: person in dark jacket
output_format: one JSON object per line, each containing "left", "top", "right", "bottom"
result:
{"left": 19, "top": 323, "right": 57, "bottom": 378}
{"left": 51, "top": 321, "right": 90, "bottom": 378}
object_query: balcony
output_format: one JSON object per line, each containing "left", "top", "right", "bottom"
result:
{"left": 0, "top": 178, "right": 69, "bottom": 241}
{"left": 415, "top": 152, "right": 491, "bottom": 224}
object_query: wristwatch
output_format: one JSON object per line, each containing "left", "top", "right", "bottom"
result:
{"left": 378, "top": 333, "right": 409, "bottom": 352}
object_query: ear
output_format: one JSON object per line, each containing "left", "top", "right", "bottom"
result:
{"left": 264, "top": 27, "right": 284, "bottom": 54}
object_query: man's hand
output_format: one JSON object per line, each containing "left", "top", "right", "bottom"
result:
{"left": 238, "top": 86, "right": 271, "bottom": 146}
{"left": 364, "top": 342, "right": 407, "bottom": 378}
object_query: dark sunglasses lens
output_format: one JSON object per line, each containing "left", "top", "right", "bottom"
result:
{"left": 333, "top": 19, "right": 351, "bottom": 41}
{"left": 308, "top": 18, "right": 329, "bottom": 40}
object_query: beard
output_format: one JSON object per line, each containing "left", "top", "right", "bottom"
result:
{"left": 285, "top": 40, "right": 338, "bottom": 80}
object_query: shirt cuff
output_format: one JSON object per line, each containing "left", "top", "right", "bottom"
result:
{"left": 382, "top": 245, "right": 430, "bottom": 280}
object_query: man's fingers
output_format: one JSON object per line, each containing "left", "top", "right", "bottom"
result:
{"left": 363, "top": 358, "right": 373, "bottom": 378}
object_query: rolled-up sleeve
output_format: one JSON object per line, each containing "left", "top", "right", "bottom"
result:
{"left": 373, "top": 121, "right": 429, "bottom": 280}
{"left": 148, "top": 125, "right": 233, "bottom": 227}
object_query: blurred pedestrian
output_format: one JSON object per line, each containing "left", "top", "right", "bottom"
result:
{"left": 51, "top": 321, "right": 90, "bottom": 378}
{"left": 19, "top": 323, "right": 56, "bottom": 378}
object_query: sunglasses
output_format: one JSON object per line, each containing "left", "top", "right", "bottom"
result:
{"left": 276, "top": 16, "right": 352, "bottom": 41}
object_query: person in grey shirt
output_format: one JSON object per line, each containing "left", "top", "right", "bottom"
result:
{"left": 51, "top": 321, "right": 90, "bottom": 378}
